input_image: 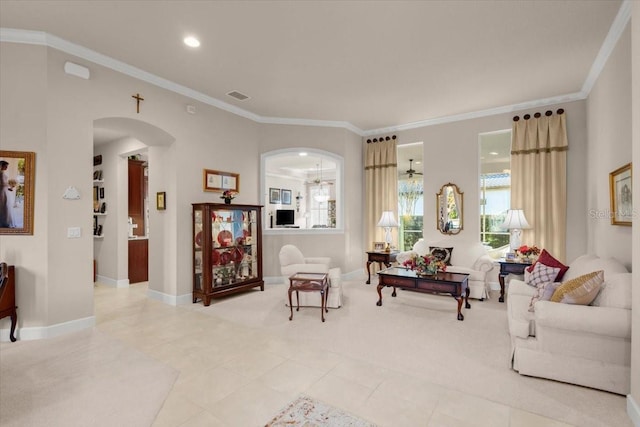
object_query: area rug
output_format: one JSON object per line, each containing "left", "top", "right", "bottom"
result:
{"left": 0, "top": 328, "right": 178, "bottom": 427}
{"left": 265, "top": 395, "right": 376, "bottom": 426}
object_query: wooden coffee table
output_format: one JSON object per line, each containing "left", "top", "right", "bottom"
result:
{"left": 288, "top": 272, "right": 329, "bottom": 322}
{"left": 376, "top": 267, "right": 470, "bottom": 321}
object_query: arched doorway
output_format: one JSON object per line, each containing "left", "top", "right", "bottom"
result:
{"left": 92, "top": 118, "right": 175, "bottom": 294}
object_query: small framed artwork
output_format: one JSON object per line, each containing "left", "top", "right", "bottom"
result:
{"left": 281, "top": 189, "right": 292, "bottom": 205}
{"left": 373, "top": 242, "right": 385, "bottom": 251}
{"left": 156, "top": 191, "right": 166, "bottom": 211}
{"left": 505, "top": 252, "right": 516, "bottom": 262}
{"left": 269, "top": 187, "right": 281, "bottom": 204}
{"left": 0, "top": 150, "right": 36, "bottom": 235}
{"left": 609, "top": 162, "right": 632, "bottom": 226}
{"left": 203, "top": 169, "right": 239, "bottom": 193}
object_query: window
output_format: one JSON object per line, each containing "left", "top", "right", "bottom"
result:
{"left": 262, "top": 149, "right": 342, "bottom": 231}
{"left": 397, "top": 143, "right": 424, "bottom": 250}
{"left": 479, "top": 130, "right": 511, "bottom": 249}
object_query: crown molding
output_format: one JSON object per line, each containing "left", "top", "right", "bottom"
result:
{"left": 1, "top": 0, "right": 630, "bottom": 140}
{"left": 363, "top": 91, "right": 587, "bottom": 136}
{"left": 581, "top": 0, "right": 631, "bottom": 95}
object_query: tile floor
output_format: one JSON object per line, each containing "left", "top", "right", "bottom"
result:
{"left": 92, "top": 282, "right": 579, "bottom": 427}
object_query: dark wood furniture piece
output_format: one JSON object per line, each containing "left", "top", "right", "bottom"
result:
{"left": 128, "top": 238, "right": 149, "bottom": 283}
{"left": 128, "top": 159, "right": 146, "bottom": 237}
{"left": 497, "top": 259, "right": 532, "bottom": 303}
{"left": 288, "top": 272, "right": 329, "bottom": 322}
{"left": 376, "top": 267, "right": 470, "bottom": 321}
{"left": 366, "top": 251, "right": 398, "bottom": 284}
{"left": 0, "top": 264, "right": 17, "bottom": 341}
{"left": 192, "top": 203, "right": 264, "bottom": 306}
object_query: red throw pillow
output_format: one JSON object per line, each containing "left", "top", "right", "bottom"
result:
{"left": 526, "top": 249, "right": 570, "bottom": 281}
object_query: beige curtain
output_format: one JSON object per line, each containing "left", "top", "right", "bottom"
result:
{"left": 365, "top": 138, "right": 398, "bottom": 249}
{"left": 511, "top": 112, "right": 568, "bottom": 261}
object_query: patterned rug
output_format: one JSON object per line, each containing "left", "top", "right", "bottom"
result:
{"left": 265, "top": 395, "right": 376, "bottom": 426}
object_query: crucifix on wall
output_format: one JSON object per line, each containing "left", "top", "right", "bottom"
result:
{"left": 132, "top": 93, "right": 144, "bottom": 113}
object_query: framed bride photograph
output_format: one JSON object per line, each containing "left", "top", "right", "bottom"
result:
{"left": 0, "top": 150, "right": 35, "bottom": 235}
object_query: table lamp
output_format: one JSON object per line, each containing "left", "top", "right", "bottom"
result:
{"left": 377, "top": 211, "right": 399, "bottom": 252}
{"left": 500, "top": 209, "right": 531, "bottom": 252}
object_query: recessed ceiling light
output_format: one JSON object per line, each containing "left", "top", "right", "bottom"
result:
{"left": 415, "top": 161, "right": 422, "bottom": 165}
{"left": 183, "top": 36, "right": 200, "bottom": 48}
{"left": 490, "top": 151, "right": 499, "bottom": 155}
{"left": 299, "top": 152, "right": 308, "bottom": 156}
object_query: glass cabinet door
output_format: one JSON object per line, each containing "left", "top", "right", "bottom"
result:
{"left": 210, "top": 207, "right": 258, "bottom": 288}
{"left": 193, "top": 206, "right": 203, "bottom": 291}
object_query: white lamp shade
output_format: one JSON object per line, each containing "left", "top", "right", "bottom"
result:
{"left": 377, "top": 211, "right": 399, "bottom": 227}
{"left": 500, "top": 209, "right": 530, "bottom": 230}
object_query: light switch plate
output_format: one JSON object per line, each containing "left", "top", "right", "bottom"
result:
{"left": 67, "top": 227, "right": 81, "bottom": 238}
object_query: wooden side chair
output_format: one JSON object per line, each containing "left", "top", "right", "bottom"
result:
{"left": 0, "top": 263, "right": 17, "bottom": 341}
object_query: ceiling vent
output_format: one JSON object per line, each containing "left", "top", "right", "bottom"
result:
{"left": 226, "top": 90, "right": 250, "bottom": 101}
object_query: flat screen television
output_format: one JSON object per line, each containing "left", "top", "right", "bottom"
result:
{"left": 276, "top": 209, "right": 295, "bottom": 226}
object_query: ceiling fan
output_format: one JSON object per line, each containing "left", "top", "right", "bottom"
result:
{"left": 403, "top": 159, "right": 423, "bottom": 179}
{"left": 306, "top": 163, "right": 334, "bottom": 185}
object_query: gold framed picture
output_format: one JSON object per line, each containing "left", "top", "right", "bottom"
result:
{"left": 0, "top": 150, "right": 35, "bottom": 235}
{"left": 609, "top": 162, "right": 632, "bottom": 226}
{"left": 203, "top": 169, "right": 239, "bottom": 193}
{"left": 156, "top": 191, "right": 166, "bottom": 211}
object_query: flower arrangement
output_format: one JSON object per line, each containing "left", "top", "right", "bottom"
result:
{"left": 402, "top": 253, "right": 447, "bottom": 275}
{"left": 516, "top": 245, "right": 540, "bottom": 260}
{"left": 220, "top": 190, "right": 236, "bottom": 204}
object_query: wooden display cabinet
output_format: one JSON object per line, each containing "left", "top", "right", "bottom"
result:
{"left": 192, "top": 203, "right": 264, "bottom": 306}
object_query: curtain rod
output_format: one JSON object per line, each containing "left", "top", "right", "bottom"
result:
{"left": 513, "top": 108, "right": 564, "bottom": 122}
{"left": 366, "top": 135, "right": 397, "bottom": 143}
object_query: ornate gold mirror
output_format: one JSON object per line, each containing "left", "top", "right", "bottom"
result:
{"left": 436, "top": 183, "right": 463, "bottom": 235}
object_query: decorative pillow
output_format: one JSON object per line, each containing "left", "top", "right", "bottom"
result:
{"left": 550, "top": 270, "right": 604, "bottom": 305}
{"left": 526, "top": 249, "right": 570, "bottom": 281}
{"left": 525, "top": 262, "right": 561, "bottom": 288}
{"left": 528, "top": 281, "right": 561, "bottom": 312}
{"left": 429, "top": 247, "right": 453, "bottom": 266}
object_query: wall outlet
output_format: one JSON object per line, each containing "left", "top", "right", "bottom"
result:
{"left": 67, "top": 227, "right": 81, "bottom": 238}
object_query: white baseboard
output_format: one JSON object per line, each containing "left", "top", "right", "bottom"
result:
{"left": 628, "top": 394, "right": 640, "bottom": 427}
{"left": 96, "top": 275, "right": 129, "bottom": 288}
{"left": 0, "top": 316, "right": 95, "bottom": 342}
{"left": 146, "top": 288, "right": 192, "bottom": 306}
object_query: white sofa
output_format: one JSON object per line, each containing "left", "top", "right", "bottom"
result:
{"left": 397, "top": 239, "right": 494, "bottom": 300}
{"left": 507, "top": 254, "right": 631, "bottom": 394}
{"left": 279, "top": 244, "right": 343, "bottom": 308}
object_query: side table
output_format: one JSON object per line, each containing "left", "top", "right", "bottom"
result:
{"left": 288, "top": 272, "right": 329, "bottom": 322}
{"left": 497, "top": 259, "right": 532, "bottom": 302}
{"left": 366, "top": 251, "right": 398, "bottom": 284}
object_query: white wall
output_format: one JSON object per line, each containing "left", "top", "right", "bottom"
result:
{"left": 394, "top": 100, "right": 589, "bottom": 263}
{"left": 629, "top": 1, "right": 639, "bottom": 422}
{"left": 586, "top": 24, "right": 633, "bottom": 269}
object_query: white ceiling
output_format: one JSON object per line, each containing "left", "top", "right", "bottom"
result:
{"left": 0, "top": 0, "right": 625, "bottom": 135}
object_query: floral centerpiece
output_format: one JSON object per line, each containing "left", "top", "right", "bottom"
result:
{"left": 402, "top": 253, "right": 447, "bottom": 276}
{"left": 516, "top": 245, "right": 540, "bottom": 261}
{"left": 220, "top": 190, "right": 236, "bottom": 204}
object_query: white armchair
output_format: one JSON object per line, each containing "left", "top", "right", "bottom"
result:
{"left": 279, "top": 244, "right": 343, "bottom": 308}
{"left": 397, "top": 239, "right": 494, "bottom": 300}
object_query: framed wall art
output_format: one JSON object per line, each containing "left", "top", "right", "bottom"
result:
{"left": 203, "top": 169, "right": 239, "bottom": 193}
{"left": 156, "top": 191, "right": 166, "bottom": 211}
{"left": 609, "top": 162, "right": 632, "bottom": 226}
{"left": 269, "top": 187, "right": 281, "bottom": 204}
{"left": 281, "top": 189, "right": 292, "bottom": 205}
{"left": 0, "top": 150, "right": 35, "bottom": 235}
